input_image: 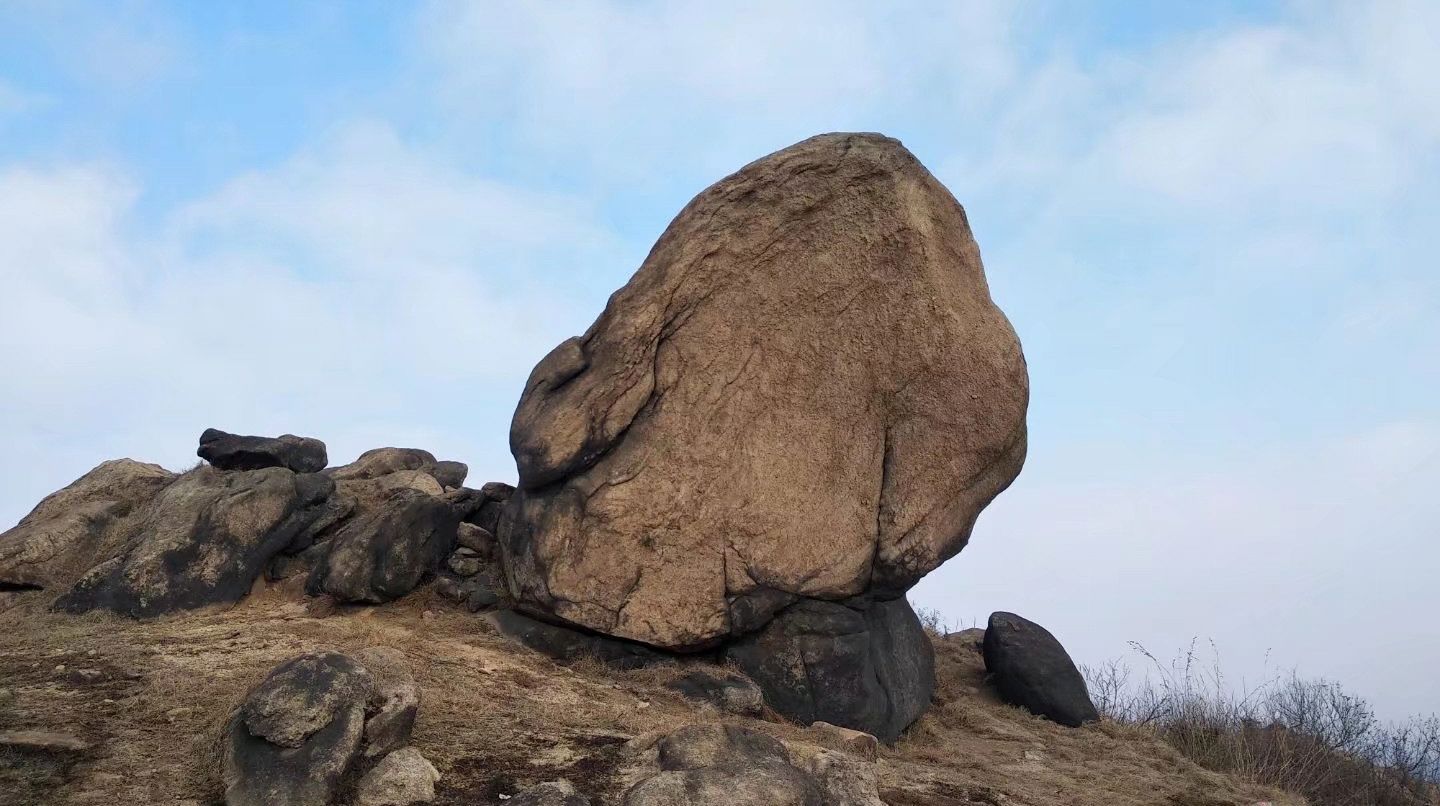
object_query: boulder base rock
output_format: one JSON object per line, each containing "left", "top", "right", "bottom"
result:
{"left": 56, "top": 466, "right": 333, "bottom": 617}
{"left": 982, "top": 611, "right": 1099, "bottom": 727}
{"left": 501, "top": 132, "right": 1028, "bottom": 650}
{"left": 198, "top": 428, "right": 328, "bottom": 474}
{"left": 726, "top": 597, "right": 933, "bottom": 743}
{"left": 492, "top": 609, "right": 666, "bottom": 670}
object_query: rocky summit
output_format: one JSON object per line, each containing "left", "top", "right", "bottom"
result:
{"left": 0, "top": 134, "right": 1297, "bottom": 806}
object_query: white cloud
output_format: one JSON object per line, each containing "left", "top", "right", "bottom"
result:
{"left": 913, "top": 419, "right": 1440, "bottom": 721}
{"left": 0, "top": 123, "right": 625, "bottom": 529}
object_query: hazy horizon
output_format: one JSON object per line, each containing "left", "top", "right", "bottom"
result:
{"left": 2, "top": 1, "right": 1435, "bottom": 723}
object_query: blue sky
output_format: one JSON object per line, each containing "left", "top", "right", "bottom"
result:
{"left": 1, "top": 1, "right": 1436, "bottom": 720}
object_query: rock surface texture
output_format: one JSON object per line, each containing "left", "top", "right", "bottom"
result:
{"left": 725, "top": 597, "right": 934, "bottom": 742}
{"left": 982, "top": 611, "right": 1099, "bottom": 727}
{"left": 0, "top": 459, "right": 174, "bottom": 593}
{"left": 501, "top": 132, "right": 1028, "bottom": 655}
{"left": 56, "top": 466, "right": 333, "bottom": 617}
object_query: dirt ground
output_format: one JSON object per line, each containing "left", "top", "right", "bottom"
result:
{"left": 0, "top": 580, "right": 1299, "bottom": 806}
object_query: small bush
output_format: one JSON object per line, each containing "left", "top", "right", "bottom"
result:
{"left": 1083, "top": 641, "right": 1440, "bottom": 805}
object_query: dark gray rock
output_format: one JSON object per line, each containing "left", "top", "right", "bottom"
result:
{"left": 725, "top": 597, "right": 933, "bottom": 743}
{"left": 199, "top": 428, "right": 328, "bottom": 474}
{"left": 664, "top": 671, "right": 764, "bottom": 716}
{"left": 982, "top": 611, "right": 1098, "bottom": 727}
{"left": 222, "top": 651, "right": 373, "bottom": 806}
{"left": 306, "top": 489, "right": 459, "bottom": 604}
{"left": 430, "top": 460, "right": 468, "bottom": 489}
{"left": 55, "top": 467, "right": 333, "bottom": 617}
{"left": 492, "top": 609, "right": 666, "bottom": 669}
{"left": 474, "top": 482, "right": 514, "bottom": 534}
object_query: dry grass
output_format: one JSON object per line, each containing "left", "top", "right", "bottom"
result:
{"left": 1084, "top": 641, "right": 1440, "bottom": 806}
{"left": 0, "top": 583, "right": 1297, "bottom": 806}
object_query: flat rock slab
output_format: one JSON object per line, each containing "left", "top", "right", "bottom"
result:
{"left": 199, "top": 428, "right": 328, "bottom": 474}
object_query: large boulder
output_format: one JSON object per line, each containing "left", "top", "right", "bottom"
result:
{"left": 982, "top": 611, "right": 1099, "bottom": 727}
{"left": 725, "top": 597, "right": 934, "bottom": 742}
{"left": 198, "top": 428, "right": 328, "bottom": 474}
{"left": 55, "top": 466, "right": 333, "bottom": 617}
{"left": 500, "top": 132, "right": 1028, "bottom": 651}
{"left": 222, "top": 651, "right": 374, "bottom": 806}
{"left": 0, "top": 459, "right": 174, "bottom": 593}
{"left": 222, "top": 648, "right": 425, "bottom": 806}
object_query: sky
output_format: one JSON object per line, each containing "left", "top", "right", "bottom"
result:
{"left": 1, "top": 1, "right": 1436, "bottom": 721}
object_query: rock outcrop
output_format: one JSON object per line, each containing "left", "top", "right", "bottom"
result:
{"left": 0, "top": 459, "right": 174, "bottom": 593}
{"left": 982, "top": 611, "right": 1099, "bottom": 727}
{"left": 56, "top": 466, "right": 333, "bottom": 617}
{"left": 500, "top": 132, "right": 1028, "bottom": 658}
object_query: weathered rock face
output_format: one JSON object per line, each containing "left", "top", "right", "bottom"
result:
{"left": 982, "top": 611, "right": 1099, "bottom": 728}
{"left": 725, "top": 597, "right": 934, "bottom": 743}
{"left": 305, "top": 488, "right": 459, "bottom": 604}
{"left": 0, "top": 459, "right": 174, "bottom": 593}
{"left": 501, "top": 132, "right": 1028, "bottom": 651}
{"left": 55, "top": 466, "right": 333, "bottom": 617}
{"left": 199, "top": 428, "right": 328, "bottom": 474}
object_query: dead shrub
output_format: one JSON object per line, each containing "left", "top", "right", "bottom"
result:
{"left": 1084, "top": 641, "right": 1440, "bottom": 805}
